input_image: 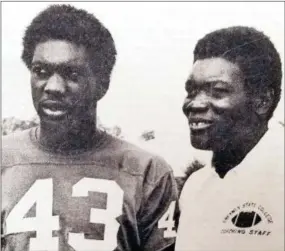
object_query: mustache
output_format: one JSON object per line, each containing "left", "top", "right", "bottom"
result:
{"left": 39, "top": 98, "right": 95, "bottom": 113}
{"left": 39, "top": 98, "right": 83, "bottom": 107}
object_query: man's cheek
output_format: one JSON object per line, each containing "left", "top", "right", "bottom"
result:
{"left": 212, "top": 99, "right": 245, "bottom": 120}
{"left": 211, "top": 98, "right": 233, "bottom": 110}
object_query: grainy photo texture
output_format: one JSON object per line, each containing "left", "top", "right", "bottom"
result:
{"left": 1, "top": 2, "right": 284, "bottom": 251}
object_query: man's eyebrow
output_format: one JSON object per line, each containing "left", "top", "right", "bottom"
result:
{"left": 31, "top": 59, "right": 85, "bottom": 66}
{"left": 31, "top": 61, "right": 85, "bottom": 70}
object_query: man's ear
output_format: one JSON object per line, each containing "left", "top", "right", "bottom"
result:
{"left": 94, "top": 78, "right": 109, "bottom": 101}
{"left": 254, "top": 89, "right": 274, "bottom": 116}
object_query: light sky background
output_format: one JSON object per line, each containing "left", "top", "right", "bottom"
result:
{"left": 2, "top": 2, "right": 284, "bottom": 175}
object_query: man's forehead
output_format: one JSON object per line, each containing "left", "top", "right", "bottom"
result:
{"left": 189, "top": 57, "right": 241, "bottom": 82}
{"left": 32, "top": 40, "right": 87, "bottom": 65}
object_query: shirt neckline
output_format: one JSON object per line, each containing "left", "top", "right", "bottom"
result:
{"left": 29, "top": 126, "right": 111, "bottom": 157}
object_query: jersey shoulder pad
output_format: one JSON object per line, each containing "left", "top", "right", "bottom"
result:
{"left": 104, "top": 135, "right": 173, "bottom": 181}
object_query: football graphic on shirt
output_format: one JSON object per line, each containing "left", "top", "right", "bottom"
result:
{"left": 231, "top": 211, "right": 262, "bottom": 228}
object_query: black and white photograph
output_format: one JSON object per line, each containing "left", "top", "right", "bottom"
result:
{"left": 1, "top": 2, "right": 284, "bottom": 251}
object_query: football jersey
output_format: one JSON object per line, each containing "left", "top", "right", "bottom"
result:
{"left": 175, "top": 121, "right": 284, "bottom": 251}
{"left": 2, "top": 127, "right": 178, "bottom": 251}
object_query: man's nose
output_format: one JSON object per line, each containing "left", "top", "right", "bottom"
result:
{"left": 44, "top": 73, "right": 66, "bottom": 96}
{"left": 183, "top": 93, "right": 209, "bottom": 115}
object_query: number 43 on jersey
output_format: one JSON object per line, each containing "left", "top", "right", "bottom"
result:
{"left": 6, "top": 178, "right": 123, "bottom": 251}
{"left": 5, "top": 178, "right": 176, "bottom": 251}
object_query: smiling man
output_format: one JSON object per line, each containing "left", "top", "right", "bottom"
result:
{"left": 2, "top": 5, "right": 178, "bottom": 251}
{"left": 175, "top": 26, "right": 284, "bottom": 251}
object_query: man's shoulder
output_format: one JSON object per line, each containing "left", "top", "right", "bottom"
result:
{"left": 268, "top": 122, "right": 284, "bottom": 155}
{"left": 248, "top": 122, "right": 284, "bottom": 168}
{"left": 183, "top": 164, "right": 210, "bottom": 188}
{"left": 2, "top": 128, "right": 36, "bottom": 168}
{"left": 108, "top": 135, "right": 165, "bottom": 161}
{"left": 103, "top": 134, "right": 174, "bottom": 181}
{"left": 2, "top": 128, "right": 33, "bottom": 151}
{"left": 180, "top": 164, "right": 210, "bottom": 195}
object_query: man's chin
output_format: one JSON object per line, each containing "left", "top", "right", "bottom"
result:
{"left": 190, "top": 135, "right": 212, "bottom": 150}
{"left": 38, "top": 110, "right": 68, "bottom": 128}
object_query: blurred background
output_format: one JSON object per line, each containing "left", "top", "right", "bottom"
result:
{"left": 2, "top": 2, "right": 284, "bottom": 176}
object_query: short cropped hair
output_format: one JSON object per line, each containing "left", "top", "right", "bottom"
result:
{"left": 22, "top": 4, "right": 117, "bottom": 90}
{"left": 194, "top": 26, "right": 282, "bottom": 120}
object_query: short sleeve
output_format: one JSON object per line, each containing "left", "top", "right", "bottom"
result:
{"left": 138, "top": 170, "right": 179, "bottom": 251}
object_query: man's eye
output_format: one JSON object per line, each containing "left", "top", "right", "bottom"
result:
{"left": 213, "top": 87, "right": 229, "bottom": 93}
{"left": 62, "top": 68, "right": 81, "bottom": 82}
{"left": 69, "top": 71, "right": 79, "bottom": 81}
{"left": 31, "top": 66, "right": 49, "bottom": 78}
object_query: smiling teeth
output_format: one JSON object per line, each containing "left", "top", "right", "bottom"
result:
{"left": 190, "top": 122, "right": 212, "bottom": 130}
{"left": 43, "top": 108, "right": 66, "bottom": 116}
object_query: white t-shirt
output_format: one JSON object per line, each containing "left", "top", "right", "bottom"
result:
{"left": 176, "top": 122, "right": 284, "bottom": 251}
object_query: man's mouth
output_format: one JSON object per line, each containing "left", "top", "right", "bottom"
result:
{"left": 189, "top": 119, "right": 213, "bottom": 131}
{"left": 40, "top": 101, "right": 68, "bottom": 119}
{"left": 42, "top": 107, "right": 66, "bottom": 117}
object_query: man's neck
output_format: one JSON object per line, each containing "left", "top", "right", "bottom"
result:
{"left": 212, "top": 124, "right": 268, "bottom": 178}
{"left": 38, "top": 118, "right": 98, "bottom": 153}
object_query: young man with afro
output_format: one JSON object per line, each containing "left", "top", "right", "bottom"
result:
{"left": 2, "top": 5, "right": 178, "bottom": 251}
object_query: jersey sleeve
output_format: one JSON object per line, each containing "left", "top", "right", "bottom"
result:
{"left": 138, "top": 161, "right": 179, "bottom": 251}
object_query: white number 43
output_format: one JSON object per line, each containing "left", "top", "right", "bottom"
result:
{"left": 6, "top": 178, "right": 123, "bottom": 251}
{"left": 158, "top": 201, "right": 177, "bottom": 238}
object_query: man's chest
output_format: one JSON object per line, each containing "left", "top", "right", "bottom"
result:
{"left": 2, "top": 164, "right": 141, "bottom": 251}
{"left": 177, "top": 173, "right": 283, "bottom": 251}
